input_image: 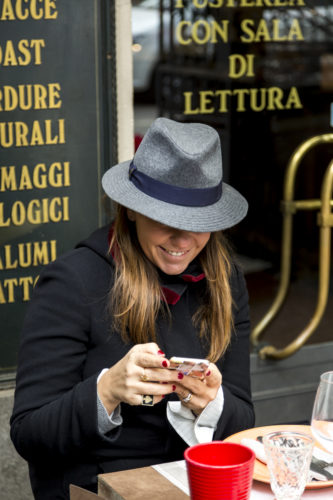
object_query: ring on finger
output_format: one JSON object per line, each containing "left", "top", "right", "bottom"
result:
{"left": 141, "top": 394, "right": 154, "bottom": 406}
{"left": 141, "top": 368, "right": 149, "bottom": 382}
{"left": 182, "top": 392, "right": 192, "bottom": 404}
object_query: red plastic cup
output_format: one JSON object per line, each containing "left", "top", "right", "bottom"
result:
{"left": 184, "top": 441, "right": 255, "bottom": 500}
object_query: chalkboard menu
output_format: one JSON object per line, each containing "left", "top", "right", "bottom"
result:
{"left": 0, "top": 0, "right": 115, "bottom": 372}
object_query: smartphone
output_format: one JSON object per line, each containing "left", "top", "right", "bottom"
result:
{"left": 168, "top": 356, "right": 209, "bottom": 379}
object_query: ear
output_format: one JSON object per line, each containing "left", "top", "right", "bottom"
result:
{"left": 126, "top": 208, "right": 136, "bottom": 222}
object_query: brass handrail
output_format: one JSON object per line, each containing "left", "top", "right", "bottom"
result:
{"left": 251, "top": 134, "right": 333, "bottom": 359}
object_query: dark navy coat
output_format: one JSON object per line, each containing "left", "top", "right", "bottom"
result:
{"left": 10, "top": 225, "right": 254, "bottom": 499}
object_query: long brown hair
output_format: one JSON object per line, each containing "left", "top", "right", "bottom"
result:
{"left": 109, "top": 205, "right": 233, "bottom": 362}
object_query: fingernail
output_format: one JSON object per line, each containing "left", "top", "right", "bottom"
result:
{"left": 206, "top": 370, "right": 211, "bottom": 376}
{"left": 162, "top": 360, "right": 168, "bottom": 368}
{"left": 162, "top": 394, "right": 165, "bottom": 398}
{"left": 177, "top": 372, "right": 184, "bottom": 380}
{"left": 172, "top": 385, "right": 176, "bottom": 391}
{"left": 157, "top": 349, "right": 165, "bottom": 356}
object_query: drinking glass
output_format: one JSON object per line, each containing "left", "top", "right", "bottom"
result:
{"left": 311, "top": 371, "right": 333, "bottom": 453}
{"left": 263, "top": 431, "right": 314, "bottom": 500}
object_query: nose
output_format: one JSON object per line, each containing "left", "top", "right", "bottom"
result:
{"left": 169, "top": 229, "right": 192, "bottom": 247}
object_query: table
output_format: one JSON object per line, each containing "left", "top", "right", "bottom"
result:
{"left": 251, "top": 481, "right": 333, "bottom": 499}
{"left": 70, "top": 461, "right": 333, "bottom": 499}
{"left": 99, "top": 460, "right": 333, "bottom": 499}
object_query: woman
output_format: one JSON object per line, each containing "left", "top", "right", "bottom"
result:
{"left": 10, "top": 118, "right": 254, "bottom": 498}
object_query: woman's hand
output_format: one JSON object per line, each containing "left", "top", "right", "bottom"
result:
{"left": 173, "top": 363, "right": 222, "bottom": 416}
{"left": 97, "top": 343, "right": 178, "bottom": 415}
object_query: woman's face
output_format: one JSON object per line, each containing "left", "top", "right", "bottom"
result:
{"left": 127, "top": 210, "right": 211, "bottom": 275}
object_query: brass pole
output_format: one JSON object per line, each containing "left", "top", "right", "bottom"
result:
{"left": 259, "top": 159, "right": 333, "bottom": 359}
{"left": 251, "top": 134, "right": 333, "bottom": 348}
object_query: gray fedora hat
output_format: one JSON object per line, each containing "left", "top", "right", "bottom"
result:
{"left": 102, "top": 117, "right": 248, "bottom": 232}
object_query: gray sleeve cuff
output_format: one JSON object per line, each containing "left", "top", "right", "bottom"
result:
{"left": 97, "top": 369, "right": 123, "bottom": 435}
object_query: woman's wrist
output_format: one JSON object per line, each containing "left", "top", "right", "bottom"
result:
{"left": 97, "top": 370, "right": 121, "bottom": 416}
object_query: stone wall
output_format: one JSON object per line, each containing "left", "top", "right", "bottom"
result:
{"left": 0, "top": 389, "right": 33, "bottom": 500}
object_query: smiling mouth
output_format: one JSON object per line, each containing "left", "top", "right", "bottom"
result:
{"left": 160, "top": 247, "right": 189, "bottom": 257}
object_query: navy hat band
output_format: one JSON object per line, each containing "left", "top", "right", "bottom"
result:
{"left": 129, "top": 162, "right": 222, "bottom": 208}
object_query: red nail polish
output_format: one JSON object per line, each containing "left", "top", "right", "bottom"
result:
{"left": 172, "top": 385, "right": 176, "bottom": 391}
{"left": 206, "top": 370, "right": 211, "bottom": 376}
{"left": 178, "top": 372, "right": 184, "bottom": 380}
{"left": 158, "top": 349, "right": 165, "bottom": 356}
{"left": 162, "top": 360, "right": 168, "bottom": 368}
{"left": 162, "top": 394, "right": 165, "bottom": 398}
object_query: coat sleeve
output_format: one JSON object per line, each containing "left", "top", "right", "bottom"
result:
{"left": 10, "top": 253, "right": 119, "bottom": 462}
{"left": 213, "top": 263, "right": 255, "bottom": 439}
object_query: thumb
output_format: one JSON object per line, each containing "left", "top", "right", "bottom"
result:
{"left": 205, "top": 364, "right": 222, "bottom": 387}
